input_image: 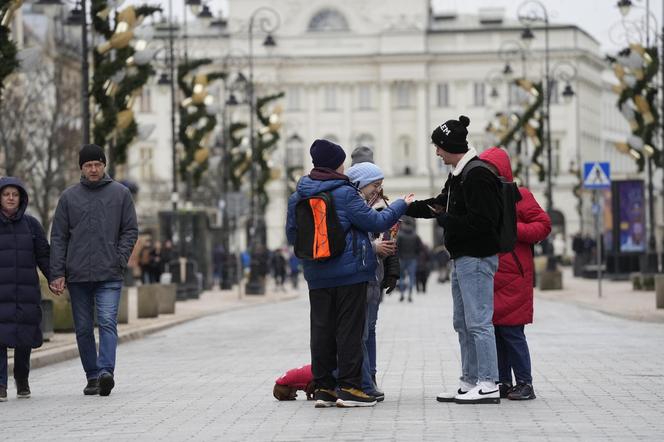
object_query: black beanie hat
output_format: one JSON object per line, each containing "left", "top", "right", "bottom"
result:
{"left": 310, "top": 139, "right": 346, "bottom": 170}
{"left": 79, "top": 144, "right": 107, "bottom": 169}
{"left": 431, "top": 115, "right": 470, "bottom": 154}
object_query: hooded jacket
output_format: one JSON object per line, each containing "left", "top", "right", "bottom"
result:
{"left": 49, "top": 174, "right": 138, "bottom": 283}
{"left": 286, "top": 170, "right": 407, "bottom": 290}
{"left": 0, "top": 177, "right": 51, "bottom": 348}
{"left": 406, "top": 148, "right": 502, "bottom": 258}
{"left": 479, "top": 147, "right": 551, "bottom": 325}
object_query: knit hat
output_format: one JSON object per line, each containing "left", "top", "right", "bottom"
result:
{"left": 309, "top": 139, "right": 346, "bottom": 170}
{"left": 351, "top": 146, "right": 374, "bottom": 165}
{"left": 346, "top": 162, "right": 384, "bottom": 190}
{"left": 79, "top": 144, "right": 107, "bottom": 168}
{"left": 431, "top": 115, "right": 470, "bottom": 153}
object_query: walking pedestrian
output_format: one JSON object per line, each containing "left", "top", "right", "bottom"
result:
{"left": 406, "top": 116, "right": 503, "bottom": 404}
{"left": 479, "top": 147, "right": 551, "bottom": 400}
{"left": 0, "top": 178, "right": 53, "bottom": 402}
{"left": 271, "top": 249, "right": 287, "bottom": 290}
{"left": 286, "top": 138, "right": 413, "bottom": 408}
{"left": 138, "top": 238, "right": 153, "bottom": 284}
{"left": 288, "top": 252, "right": 300, "bottom": 289}
{"left": 49, "top": 144, "right": 138, "bottom": 397}
{"left": 396, "top": 219, "right": 421, "bottom": 302}
{"left": 347, "top": 159, "right": 401, "bottom": 403}
{"left": 415, "top": 243, "right": 432, "bottom": 293}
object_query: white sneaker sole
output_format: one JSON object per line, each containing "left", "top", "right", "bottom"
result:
{"left": 314, "top": 400, "right": 336, "bottom": 408}
{"left": 454, "top": 397, "right": 500, "bottom": 404}
{"left": 0, "top": 397, "right": 6, "bottom": 402}
{"left": 335, "top": 399, "right": 377, "bottom": 408}
{"left": 17, "top": 394, "right": 30, "bottom": 399}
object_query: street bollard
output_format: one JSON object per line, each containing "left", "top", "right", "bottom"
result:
{"left": 158, "top": 284, "right": 177, "bottom": 315}
{"left": 137, "top": 285, "right": 160, "bottom": 318}
{"left": 655, "top": 275, "right": 664, "bottom": 309}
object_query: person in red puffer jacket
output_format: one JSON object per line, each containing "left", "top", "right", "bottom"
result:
{"left": 479, "top": 147, "right": 551, "bottom": 401}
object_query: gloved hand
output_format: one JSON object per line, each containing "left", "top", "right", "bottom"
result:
{"left": 382, "top": 276, "right": 397, "bottom": 294}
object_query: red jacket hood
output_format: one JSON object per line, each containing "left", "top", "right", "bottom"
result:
{"left": 479, "top": 147, "right": 513, "bottom": 181}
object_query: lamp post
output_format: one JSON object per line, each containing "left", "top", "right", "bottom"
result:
{"left": 36, "top": 0, "right": 90, "bottom": 144}
{"left": 244, "top": 6, "right": 280, "bottom": 295}
{"left": 614, "top": 0, "right": 661, "bottom": 272}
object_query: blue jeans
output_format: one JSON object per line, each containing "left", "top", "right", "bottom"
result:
{"left": 0, "top": 346, "right": 31, "bottom": 387}
{"left": 495, "top": 325, "right": 532, "bottom": 384}
{"left": 68, "top": 281, "right": 122, "bottom": 380}
{"left": 451, "top": 255, "right": 499, "bottom": 384}
{"left": 361, "top": 283, "right": 381, "bottom": 391}
{"left": 399, "top": 258, "right": 417, "bottom": 297}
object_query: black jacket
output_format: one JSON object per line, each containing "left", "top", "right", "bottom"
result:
{"left": 406, "top": 157, "right": 501, "bottom": 259}
{"left": 0, "top": 177, "right": 51, "bottom": 348}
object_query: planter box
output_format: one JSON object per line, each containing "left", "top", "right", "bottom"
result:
{"left": 656, "top": 275, "right": 664, "bottom": 309}
{"left": 118, "top": 287, "right": 129, "bottom": 324}
{"left": 158, "top": 284, "right": 177, "bottom": 315}
{"left": 40, "top": 299, "right": 54, "bottom": 341}
{"left": 137, "top": 285, "right": 159, "bottom": 318}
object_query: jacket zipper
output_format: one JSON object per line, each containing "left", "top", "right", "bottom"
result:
{"left": 511, "top": 251, "right": 524, "bottom": 277}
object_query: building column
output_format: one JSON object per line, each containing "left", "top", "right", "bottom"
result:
{"left": 343, "top": 84, "right": 353, "bottom": 150}
{"left": 415, "top": 81, "right": 429, "bottom": 175}
{"left": 379, "top": 82, "right": 393, "bottom": 175}
{"left": 305, "top": 84, "right": 318, "bottom": 170}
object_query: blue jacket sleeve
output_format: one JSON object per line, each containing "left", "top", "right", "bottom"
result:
{"left": 286, "top": 192, "right": 300, "bottom": 245}
{"left": 343, "top": 189, "right": 408, "bottom": 233}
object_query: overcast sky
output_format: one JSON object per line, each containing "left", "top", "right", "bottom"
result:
{"left": 150, "top": 0, "right": 662, "bottom": 54}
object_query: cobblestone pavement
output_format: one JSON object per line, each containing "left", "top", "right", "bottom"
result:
{"left": 2, "top": 279, "right": 664, "bottom": 441}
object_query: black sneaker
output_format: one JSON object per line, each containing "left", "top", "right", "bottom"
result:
{"left": 0, "top": 385, "right": 6, "bottom": 402}
{"left": 98, "top": 373, "right": 115, "bottom": 397}
{"left": 499, "top": 383, "right": 513, "bottom": 399}
{"left": 314, "top": 388, "right": 337, "bottom": 408}
{"left": 336, "top": 387, "right": 377, "bottom": 407}
{"left": 15, "top": 378, "right": 30, "bottom": 399}
{"left": 365, "top": 387, "right": 385, "bottom": 402}
{"left": 84, "top": 378, "right": 99, "bottom": 395}
{"left": 507, "top": 383, "right": 536, "bottom": 400}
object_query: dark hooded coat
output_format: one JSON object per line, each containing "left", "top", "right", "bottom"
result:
{"left": 0, "top": 177, "right": 51, "bottom": 348}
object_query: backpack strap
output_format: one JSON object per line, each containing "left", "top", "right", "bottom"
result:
{"left": 460, "top": 159, "right": 495, "bottom": 182}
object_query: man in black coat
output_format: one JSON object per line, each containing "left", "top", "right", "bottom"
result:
{"left": 50, "top": 144, "right": 138, "bottom": 397}
{"left": 406, "top": 116, "right": 503, "bottom": 404}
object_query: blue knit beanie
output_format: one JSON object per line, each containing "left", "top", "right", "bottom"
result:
{"left": 346, "top": 162, "right": 384, "bottom": 190}
{"left": 310, "top": 139, "right": 346, "bottom": 169}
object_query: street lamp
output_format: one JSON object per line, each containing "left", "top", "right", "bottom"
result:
{"left": 36, "top": 0, "right": 90, "bottom": 144}
{"left": 244, "top": 6, "right": 280, "bottom": 295}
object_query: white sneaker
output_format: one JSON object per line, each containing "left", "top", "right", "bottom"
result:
{"left": 454, "top": 383, "right": 500, "bottom": 404}
{"left": 436, "top": 381, "right": 475, "bottom": 403}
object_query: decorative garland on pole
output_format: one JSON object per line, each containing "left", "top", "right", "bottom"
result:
{"left": 176, "top": 58, "right": 225, "bottom": 187}
{"left": 0, "top": 0, "right": 21, "bottom": 98}
{"left": 607, "top": 44, "right": 660, "bottom": 172}
{"left": 254, "top": 91, "right": 284, "bottom": 211}
{"left": 90, "top": 1, "right": 161, "bottom": 165}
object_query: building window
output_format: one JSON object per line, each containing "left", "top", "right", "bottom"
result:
{"left": 395, "top": 135, "right": 415, "bottom": 175}
{"left": 138, "top": 88, "right": 152, "bottom": 113}
{"left": 140, "top": 146, "right": 154, "bottom": 180}
{"left": 395, "top": 83, "right": 412, "bottom": 108}
{"left": 358, "top": 85, "right": 372, "bottom": 109}
{"left": 473, "top": 82, "right": 485, "bottom": 107}
{"left": 308, "top": 9, "right": 350, "bottom": 32}
{"left": 436, "top": 83, "right": 449, "bottom": 107}
{"left": 287, "top": 86, "right": 301, "bottom": 110}
{"left": 324, "top": 85, "right": 337, "bottom": 110}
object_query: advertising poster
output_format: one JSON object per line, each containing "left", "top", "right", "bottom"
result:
{"left": 616, "top": 180, "right": 645, "bottom": 253}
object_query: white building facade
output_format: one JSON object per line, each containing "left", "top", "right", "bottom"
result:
{"left": 131, "top": 0, "right": 637, "bottom": 250}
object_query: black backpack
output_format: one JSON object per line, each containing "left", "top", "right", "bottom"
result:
{"left": 294, "top": 191, "right": 347, "bottom": 261}
{"left": 462, "top": 160, "right": 521, "bottom": 253}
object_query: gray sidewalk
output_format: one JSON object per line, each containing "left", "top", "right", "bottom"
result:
{"left": 536, "top": 267, "right": 664, "bottom": 323}
{"left": 8, "top": 281, "right": 299, "bottom": 373}
{"left": 2, "top": 277, "right": 663, "bottom": 441}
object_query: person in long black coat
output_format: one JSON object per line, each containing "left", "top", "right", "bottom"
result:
{"left": 0, "top": 177, "right": 51, "bottom": 401}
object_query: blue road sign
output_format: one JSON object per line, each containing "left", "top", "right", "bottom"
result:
{"left": 583, "top": 162, "right": 611, "bottom": 189}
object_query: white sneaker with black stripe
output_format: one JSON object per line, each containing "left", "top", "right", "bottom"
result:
{"left": 454, "top": 382, "right": 500, "bottom": 404}
{"left": 436, "top": 381, "right": 475, "bottom": 403}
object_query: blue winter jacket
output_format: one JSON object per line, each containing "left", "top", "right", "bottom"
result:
{"left": 286, "top": 176, "right": 407, "bottom": 290}
{"left": 0, "top": 177, "right": 51, "bottom": 348}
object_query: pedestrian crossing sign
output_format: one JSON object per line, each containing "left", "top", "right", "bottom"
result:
{"left": 583, "top": 162, "right": 611, "bottom": 189}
